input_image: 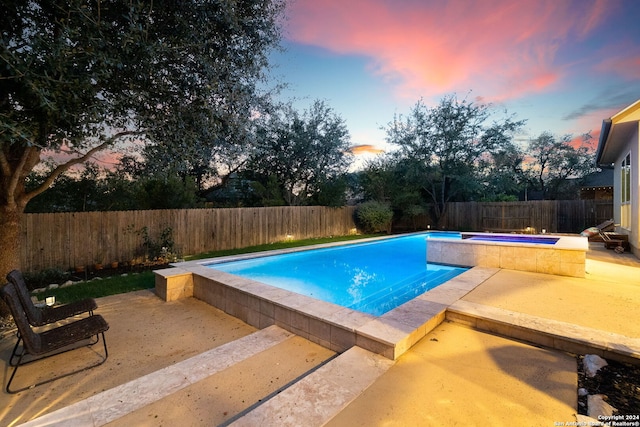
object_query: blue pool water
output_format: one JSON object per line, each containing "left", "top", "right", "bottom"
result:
{"left": 467, "top": 235, "right": 559, "bottom": 244}
{"left": 425, "top": 231, "right": 559, "bottom": 245}
{"left": 208, "top": 234, "right": 467, "bottom": 316}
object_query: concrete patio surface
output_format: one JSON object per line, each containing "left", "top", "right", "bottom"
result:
{"left": 0, "top": 242, "right": 638, "bottom": 426}
{"left": 326, "top": 322, "right": 577, "bottom": 426}
{"left": 462, "top": 246, "right": 640, "bottom": 338}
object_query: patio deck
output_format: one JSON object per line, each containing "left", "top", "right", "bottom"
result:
{"left": 1, "top": 243, "right": 639, "bottom": 426}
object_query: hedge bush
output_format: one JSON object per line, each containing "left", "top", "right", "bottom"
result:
{"left": 355, "top": 201, "right": 393, "bottom": 233}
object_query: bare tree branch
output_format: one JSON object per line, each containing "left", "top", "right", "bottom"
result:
{"left": 22, "top": 131, "right": 141, "bottom": 204}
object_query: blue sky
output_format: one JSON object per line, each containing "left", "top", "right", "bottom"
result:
{"left": 267, "top": 0, "right": 640, "bottom": 162}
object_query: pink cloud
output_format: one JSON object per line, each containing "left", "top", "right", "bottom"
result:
{"left": 567, "top": 134, "right": 596, "bottom": 150}
{"left": 564, "top": 105, "right": 622, "bottom": 149}
{"left": 285, "top": 0, "right": 611, "bottom": 102}
{"left": 350, "top": 144, "right": 385, "bottom": 155}
{"left": 596, "top": 54, "right": 640, "bottom": 80}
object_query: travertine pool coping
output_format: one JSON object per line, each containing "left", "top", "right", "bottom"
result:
{"left": 17, "top": 326, "right": 296, "bottom": 427}
{"left": 426, "top": 232, "right": 589, "bottom": 277}
{"left": 160, "top": 234, "right": 500, "bottom": 360}
{"left": 447, "top": 300, "right": 640, "bottom": 365}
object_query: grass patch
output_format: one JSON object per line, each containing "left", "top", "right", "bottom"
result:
{"left": 186, "top": 234, "right": 381, "bottom": 261}
{"left": 38, "top": 271, "right": 156, "bottom": 304}
{"left": 35, "top": 234, "right": 384, "bottom": 304}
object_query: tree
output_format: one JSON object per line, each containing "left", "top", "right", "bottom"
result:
{"left": 356, "top": 155, "right": 426, "bottom": 225}
{"left": 385, "top": 95, "right": 525, "bottom": 225}
{"left": 0, "top": 0, "right": 284, "bottom": 281}
{"left": 356, "top": 156, "right": 401, "bottom": 204}
{"left": 477, "top": 139, "right": 527, "bottom": 201}
{"left": 250, "top": 100, "right": 353, "bottom": 205}
{"left": 25, "top": 163, "right": 103, "bottom": 212}
{"left": 133, "top": 176, "right": 203, "bottom": 210}
{"left": 139, "top": 97, "right": 264, "bottom": 193}
{"left": 26, "top": 165, "right": 204, "bottom": 212}
{"left": 524, "top": 132, "right": 596, "bottom": 199}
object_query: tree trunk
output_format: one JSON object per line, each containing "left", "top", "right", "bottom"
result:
{"left": 437, "top": 202, "right": 450, "bottom": 229}
{"left": 0, "top": 204, "right": 22, "bottom": 317}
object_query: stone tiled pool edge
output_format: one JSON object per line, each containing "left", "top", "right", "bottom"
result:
{"left": 447, "top": 300, "right": 640, "bottom": 365}
{"left": 427, "top": 233, "right": 588, "bottom": 277}
{"left": 155, "top": 263, "right": 498, "bottom": 360}
{"left": 154, "top": 232, "right": 589, "bottom": 359}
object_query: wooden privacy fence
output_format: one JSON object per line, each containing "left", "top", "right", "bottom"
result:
{"left": 20, "top": 206, "right": 357, "bottom": 273}
{"left": 439, "top": 200, "right": 613, "bottom": 233}
{"left": 21, "top": 201, "right": 613, "bottom": 273}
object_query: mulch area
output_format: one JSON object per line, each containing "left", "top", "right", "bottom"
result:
{"left": 577, "top": 355, "right": 640, "bottom": 415}
{"left": 0, "top": 316, "right": 14, "bottom": 339}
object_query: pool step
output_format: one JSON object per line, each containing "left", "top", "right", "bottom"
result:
{"left": 352, "top": 268, "right": 464, "bottom": 315}
{"left": 18, "top": 329, "right": 393, "bottom": 427}
{"left": 18, "top": 326, "right": 295, "bottom": 427}
{"left": 447, "top": 300, "right": 640, "bottom": 364}
{"left": 227, "top": 346, "right": 394, "bottom": 426}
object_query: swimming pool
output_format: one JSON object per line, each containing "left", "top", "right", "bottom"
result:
{"left": 207, "top": 234, "right": 467, "bottom": 316}
{"left": 157, "top": 230, "right": 587, "bottom": 359}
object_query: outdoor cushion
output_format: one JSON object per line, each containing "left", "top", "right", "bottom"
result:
{"left": 580, "top": 227, "right": 599, "bottom": 237}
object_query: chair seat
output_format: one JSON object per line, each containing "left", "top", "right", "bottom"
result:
{"left": 39, "top": 298, "right": 98, "bottom": 326}
{"left": 0, "top": 282, "right": 109, "bottom": 393}
{"left": 37, "top": 314, "right": 109, "bottom": 356}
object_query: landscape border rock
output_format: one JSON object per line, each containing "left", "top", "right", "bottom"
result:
{"left": 584, "top": 354, "right": 608, "bottom": 378}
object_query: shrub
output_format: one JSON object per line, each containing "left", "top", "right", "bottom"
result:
{"left": 355, "top": 201, "right": 393, "bottom": 233}
{"left": 23, "top": 268, "right": 71, "bottom": 290}
{"left": 139, "top": 226, "right": 178, "bottom": 262}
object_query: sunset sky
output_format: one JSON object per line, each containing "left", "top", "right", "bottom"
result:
{"left": 270, "top": 0, "right": 640, "bottom": 160}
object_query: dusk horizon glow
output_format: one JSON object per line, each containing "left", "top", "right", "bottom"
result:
{"left": 271, "top": 0, "right": 640, "bottom": 160}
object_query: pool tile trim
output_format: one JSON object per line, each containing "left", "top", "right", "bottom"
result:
{"left": 161, "top": 253, "right": 499, "bottom": 360}
{"left": 426, "top": 233, "right": 588, "bottom": 277}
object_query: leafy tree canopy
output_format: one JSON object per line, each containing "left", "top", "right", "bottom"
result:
{"left": 0, "top": 0, "right": 285, "bottom": 278}
{"left": 26, "top": 164, "right": 204, "bottom": 212}
{"left": 524, "top": 131, "right": 596, "bottom": 199}
{"left": 385, "top": 95, "right": 525, "bottom": 224}
{"left": 249, "top": 100, "right": 353, "bottom": 206}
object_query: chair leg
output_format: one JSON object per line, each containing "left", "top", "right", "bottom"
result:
{"left": 6, "top": 352, "right": 25, "bottom": 394}
{"left": 5, "top": 333, "right": 109, "bottom": 394}
{"left": 9, "top": 332, "right": 23, "bottom": 367}
{"left": 102, "top": 331, "right": 108, "bottom": 359}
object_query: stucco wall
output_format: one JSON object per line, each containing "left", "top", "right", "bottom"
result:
{"left": 614, "top": 122, "right": 640, "bottom": 256}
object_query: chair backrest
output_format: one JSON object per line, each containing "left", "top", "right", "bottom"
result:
{"left": 596, "top": 219, "right": 615, "bottom": 232}
{"left": 0, "top": 283, "right": 42, "bottom": 354}
{"left": 6, "top": 270, "right": 44, "bottom": 326}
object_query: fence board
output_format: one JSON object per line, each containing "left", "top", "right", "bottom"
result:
{"left": 400, "top": 200, "right": 612, "bottom": 235}
{"left": 20, "top": 201, "right": 612, "bottom": 273}
{"left": 20, "top": 206, "right": 357, "bottom": 273}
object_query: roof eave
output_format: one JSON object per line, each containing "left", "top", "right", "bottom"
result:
{"left": 595, "top": 119, "right": 612, "bottom": 167}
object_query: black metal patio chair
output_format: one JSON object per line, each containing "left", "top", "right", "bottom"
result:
{"left": 6, "top": 269, "right": 99, "bottom": 367}
{"left": 6, "top": 269, "right": 97, "bottom": 327}
{"left": 1, "top": 282, "right": 109, "bottom": 394}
